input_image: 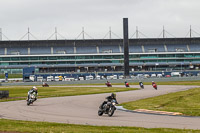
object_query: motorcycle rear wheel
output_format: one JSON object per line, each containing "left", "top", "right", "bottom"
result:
{"left": 27, "top": 101, "right": 30, "bottom": 106}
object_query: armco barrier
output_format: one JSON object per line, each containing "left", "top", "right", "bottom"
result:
{"left": 0, "top": 90, "right": 9, "bottom": 99}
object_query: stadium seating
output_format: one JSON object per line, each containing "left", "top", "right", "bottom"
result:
{"left": 0, "top": 48, "right": 4, "bottom": 55}
{"left": 129, "top": 45, "right": 143, "bottom": 53}
{"left": 53, "top": 46, "right": 74, "bottom": 54}
{"left": 1, "top": 42, "right": 200, "bottom": 55}
{"left": 30, "top": 47, "right": 51, "bottom": 55}
{"left": 166, "top": 44, "right": 188, "bottom": 52}
{"left": 189, "top": 44, "right": 200, "bottom": 52}
{"left": 76, "top": 46, "right": 97, "bottom": 54}
{"left": 99, "top": 45, "right": 120, "bottom": 53}
{"left": 7, "top": 47, "right": 28, "bottom": 55}
{"left": 143, "top": 44, "right": 165, "bottom": 52}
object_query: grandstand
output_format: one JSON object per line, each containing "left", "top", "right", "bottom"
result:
{"left": 0, "top": 38, "right": 200, "bottom": 76}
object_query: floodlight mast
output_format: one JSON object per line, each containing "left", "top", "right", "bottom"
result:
{"left": 123, "top": 18, "right": 129, "bottom": 77}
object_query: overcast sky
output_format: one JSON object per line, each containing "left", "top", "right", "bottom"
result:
{"left": 1, "top": 0, "right": 200, "bottom": 40}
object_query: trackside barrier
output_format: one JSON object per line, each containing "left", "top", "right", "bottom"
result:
{"left": 0, "top": 90, "right": 9, "bottom": 99}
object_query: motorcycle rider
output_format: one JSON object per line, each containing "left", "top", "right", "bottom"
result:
{"left": 105, "top": 81, "right": 111, "bottom": 86}
{"left": 100, "top": 93, "right": 118, "bottom": 109}
{"left": 139, "top": 81, "right": 144, "bottom": 88}
{"left": 42, "top": 82, "right": 49, "bottom": 87}
{"left": 152, "top": 81, "right": 156, "bottom": 86}
{"left": 27, "top": 86, "right": 38, "bottom": 101}
{"left": 125, "top": 81, "right": 129, "bottom": 87}
{"left": 152, "top": 81, "right": 157, "bottom": 90}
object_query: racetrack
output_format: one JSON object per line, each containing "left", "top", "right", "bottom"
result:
{"left": 0, "top": 85, "right": 200, "bottom": 130}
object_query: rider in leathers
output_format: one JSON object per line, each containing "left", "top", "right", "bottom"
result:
{"left": 139, "top": 81, "right": 143, "bottom": 87}
{"left": 100, "top": 93, "right": 118, "bottom": 109}
{"left": 27, "top": 86, "right": 38, "bottom": 101}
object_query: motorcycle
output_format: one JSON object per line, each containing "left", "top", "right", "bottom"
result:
{"left": 42, "top": 83, "right": 49, "bottom": 87}
{"left": 139, "top": 82, "right": 144, "bottom": 89}
{"left": 125, "top": 82, "right": 130, "bottom": 87}
{"left": 27, "top": 92, "right": 37, "bottom": 106}
{"left": 153, "top": 83, "right": 157, "bottom": 90}
{"left": 105, "top": 82, "right": 112, "bottom": 87}
{"left": 98, "top": 99, "right": 117, "bottom": 117}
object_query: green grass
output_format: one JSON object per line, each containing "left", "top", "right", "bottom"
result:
{"left": 0, "top": 74, "right": 22, "bottom": 78}
{"left": 121, "top": 87, "right": 200, "bottom": 116}
{"left": 1, "top": 82, "right": 200, "bottom": 132}
{"left": 0, "top": 86, "right": 138, "bottom": 102}
{"left": 0, "top": 119, "right": 199, "bottom": 133}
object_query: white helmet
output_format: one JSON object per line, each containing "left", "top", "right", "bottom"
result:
{"left": 33, "top": 86, "right": 37, "bottom": 90}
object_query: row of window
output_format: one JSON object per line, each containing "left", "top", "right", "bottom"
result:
{"left": 1, "top": 53, "right": 200, "bottom": 61}
{"left": 0, "top": 55, "right": 122, "bottom": 61}
{"left": 1, "top": 59, "right": 200, "bottom": 66}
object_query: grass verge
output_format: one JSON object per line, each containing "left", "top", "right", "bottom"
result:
{"left": 121, "top": 87, "right": 200, "bottom": 116}
{"left": 0, "top": 86, "right": 137, "bottom": 102}
{"left": 0, "top": 119, "right": 199, "bottom": 133}
{"left": 0, "top": 74, "right": 22, "bottom": 79}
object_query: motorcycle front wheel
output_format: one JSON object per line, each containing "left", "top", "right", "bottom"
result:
{"left": 98, "top": 110, "right": 103, "bottom": 116}
{"left": 108, "top": 106, "right": 115, "bottom": 117}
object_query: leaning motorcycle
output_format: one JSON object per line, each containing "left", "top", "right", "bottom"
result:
{"left": 42, "top": 83, "right": 49, "bottom": 87}
{"left": 153, "top": 83, "right": 157, "bottom": 90}
{"left": 27, "top": 92, "right": 37, "bottom": 106}
{"left": 98, "top": 99, "right": 117, "bottom": 117}
{"left": 105, "top": 82, "right": 112, "bottom": 87}
{"left": 125, "top": 83, "right": 130, "bottom": 87}
{"left": 140, "top": 83, "right": 144, "bottom": 89}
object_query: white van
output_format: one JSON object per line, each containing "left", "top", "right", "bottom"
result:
{"left": 47, "top": 76, "right": 54, "bottom": 81}
{"left": 113, "top": 75, "right": 118, "bottom": 80}
{"left": 64, "top": 77, "right": 75, "bottom": 81}
{"left": 89, "top": 75, "right": 93, "bottom": 80}
{"left": 54, "top": 76, "right": 59, "bottom": 81}
{"left": 96, "top": 75, "right": 101, "bottom": 80}
{"left": 107, "top": 76, "right": 113, "bottom": 80}
{"left": 86, "top": 75, "right": 93, "bottom": 80}
{"left": 171, "top": 72, "right": 180, "bottom": 77}
{"left": 37, "top": 76, "right": 43, "bottom": 82}
{"left": 29, "top": 75, "right": 35, "bottom": 82}
{"left": 151, "top": 74, "right": 157, "bottom": 78}
{"left": 119, "top": 75, "right": 124, "bottom": 79}
{"left": 79, "top": 77, "right": 84, "bottom": 80}
{"left": 144, "top": 74, "right": 150, "bottom": 78}
{"left": 157, "top": 74, "right": 163, "bottom": 78}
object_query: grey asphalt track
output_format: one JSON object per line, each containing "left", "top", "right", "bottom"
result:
{"left": 0, "top": 85, "right": 200, "bottom": 130}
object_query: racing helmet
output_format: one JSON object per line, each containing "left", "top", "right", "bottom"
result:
{"left": 33, "top": 86, "right": 38, "bottom": 90}
{"left": 111, "top": 93, "right": 116, "bottom": 99}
